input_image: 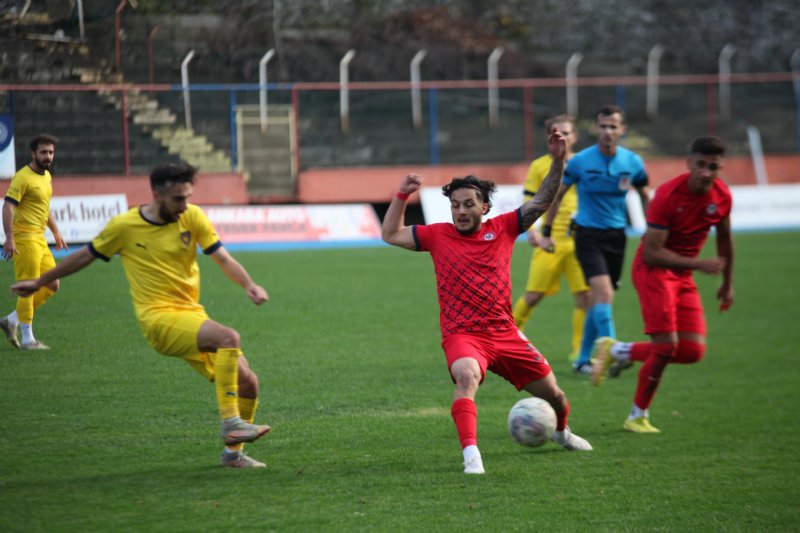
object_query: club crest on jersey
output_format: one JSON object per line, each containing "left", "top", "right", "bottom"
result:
{"left": 618, "top": 176, "right": 632, "bottom": 190}
{"left": 706, "top": 203, "right": 717, "bottom": 215}
{"left": 483, "top": 232, "right": 496, "bottom": 241}
{"left": 180, "top": 231, "right": 191, "bottom": 245}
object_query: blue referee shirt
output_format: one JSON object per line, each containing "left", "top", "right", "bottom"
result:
{"left": 563, "top": 144, "right": 648, "bottom": 229}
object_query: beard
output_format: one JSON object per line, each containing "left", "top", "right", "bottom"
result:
{"left": 159, "top": 204, "right": 181, "bottom": 223}
{"left": 34, "top": 156, "right": 52, "bottom": 171}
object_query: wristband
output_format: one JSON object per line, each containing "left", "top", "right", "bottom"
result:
{"left": 396, "top": 191, "right": 410, "bottom": 201}
{"left": 541, "top": 225, "right": 552, "bottom": 237}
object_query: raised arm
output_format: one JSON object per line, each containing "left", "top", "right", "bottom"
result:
{"left": 381, "top": 173, "right": 423, "bottom": 250}
{"left": 209, "top": 246, "right": 268, "bottom": 305}
{"left": 715, "top": 216, "right": 734, "bottom": 312}
{"left": 535, "top": 186, "right": 568, "bottom": 252}
{"left": 519, "top": 129, "right": 567, "bottom": 232}
{"left": 11, "top": 246, "right": 96, "bottom": 297}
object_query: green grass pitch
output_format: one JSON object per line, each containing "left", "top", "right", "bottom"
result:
{"left": 0, "top": 231, "right": 798, "bottom": 531}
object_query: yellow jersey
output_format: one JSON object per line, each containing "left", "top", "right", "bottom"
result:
{"left": 89, "top": 205, "right": 221, "bottom": 320}
{"left": 523, "top": 154, "right": 578, "bottom": 240}
{"left": 4, "top": 165, "right": 53, "bottom": 237}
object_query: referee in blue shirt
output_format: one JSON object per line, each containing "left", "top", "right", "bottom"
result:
{"left": 539, "top": 105, "right": 649, "bottom": 374}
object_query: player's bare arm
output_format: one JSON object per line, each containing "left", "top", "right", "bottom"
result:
{"left": 46, "top": 214, "right": 69, "bottom": 252}
{"left": 534, "top": 196, "right": 563, "bottom": 253}
{"left": 642, "top": 227, "right": 724, "bottom": 273}
{"left": 210, "top": 247, "right": 268, "bottom": 305}
{"left": 519, "top": 129, "right": 566, "bottom": 231}
{"left": 2, "top": 201, "right": 17, "bottom": 260}
{"left": 635, "top": 185, "right": 650, "bottom": 214}
{"left": 11, "top": 246, "right": 96, "bottom": 297}
{"left": 382, "top": 173, "right": 423, "bottom": 250}
{"left": 715, "top": 216, "right": 734, "bottom": 311}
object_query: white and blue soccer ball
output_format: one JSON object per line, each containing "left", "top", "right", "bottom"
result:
{"left": 508, "top": 397, "right": 557, "bottom": 447}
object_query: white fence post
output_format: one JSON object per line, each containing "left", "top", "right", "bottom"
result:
{"left": 340, "top": 49, "right": 356, "bottom": 132}
{"left": 181, "top": 50, "right": 196, "bottom": 131}
{"left": 566, "top": 52, "right": 583, "bottom": 118}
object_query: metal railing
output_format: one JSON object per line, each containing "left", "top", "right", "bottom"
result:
{"left": 1, "top": 71, "right": 798, "bottom": 177}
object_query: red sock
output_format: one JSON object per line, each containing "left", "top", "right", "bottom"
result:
{"left": 633, "top": 343, "right": 676, "bottom": 410}
{"left": 556, "top": 398, "right": 570, "bottom": 431}
{"left": 629, "top": 342, "right": 651, "bottom": 362}
{"left": 451, "top": 398, "right": 478, "bottom": 448}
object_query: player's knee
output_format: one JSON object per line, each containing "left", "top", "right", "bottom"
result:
{"left": 675, "top": 340, "right": 705, "bottom": 364}
{"left": 525, "top": 292, "right": 544, "bottom": 306}
{"left": 451, "top": 365, "right": 481, "bottom": 389}
{"left": 218, "top": 327, "right": 241, "bottom": 349}
{"left": 46, "top": 279, "right": 59, "bottom": 293}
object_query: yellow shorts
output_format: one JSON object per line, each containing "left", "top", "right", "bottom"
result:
{"left": 139, "top": 309, "right": 216, "bottom": 380}
{"left": 525, "top": 238, "right": 589, "bottom": 296}
{"left": 13, "top": 236, "right": 55, "bottom": 282}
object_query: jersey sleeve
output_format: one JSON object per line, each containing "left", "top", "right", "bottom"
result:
{"left": 633, "top": 154, "right": 649, "bottom": 187}
{"left": 89, "top": 215, "right": 126, "bottom": 261}
{"left": 523, "top": 156, "right": 550, "bottom": 200}
{"left": 188, "top": 206, "right": 222, "bottom": 254}
{"left": 718, "top": 182, "right": 733, "bottom": 219}
{"left": 645, "top": 187, "right": 672, "bottom": 229}
{"left": 413, "top": 223, "right": 434, "bottom": 252}
{"left": 563, "top": 156, "right": 580, "bottom": 187}
{"left": 4, "top": 174, "right": 26, "bottom": 205}
{"left": 493, "top": 209, "right": 525, "bottom": 237}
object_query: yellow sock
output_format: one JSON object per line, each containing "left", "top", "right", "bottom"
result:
{"left": 571, "top": 307, "right": 587, "bottom": 359}
{"left": 33, "top": 286, "right": 55, "bottom": 311}
{"left": 16, "top": 296, "right": 34, "bottom": 324}
{"left": 227, "top": 397, "right": 259, "bottom": 452}
{"left": 214, "top": 348, "right": 242, "bottom": 420}
{"left": 513, "top": 297, "right": 533, "bottom": 328}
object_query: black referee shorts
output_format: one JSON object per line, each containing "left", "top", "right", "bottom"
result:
{"left": 574, "top": 225, "right": 628, "bottom": 290}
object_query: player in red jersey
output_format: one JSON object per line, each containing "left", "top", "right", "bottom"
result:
{"left": 382, "top": 129, "right": 592, "bottom": 475}
{"left": 592, "top": 136, "right": 734, "bottom": 433}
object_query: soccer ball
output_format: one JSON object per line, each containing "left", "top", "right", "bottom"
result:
{"left": 507, "top": 397, "right": 557, "bottom": 447}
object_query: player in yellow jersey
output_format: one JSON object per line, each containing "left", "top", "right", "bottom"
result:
{"left": 1, "top": 134, "right": 68, "bottom": 350}
{"left": 513, "top": 116, "right": 589, "bottom": 362}
{"left": 11, "top": 162, "right": 271, "bottom": 468}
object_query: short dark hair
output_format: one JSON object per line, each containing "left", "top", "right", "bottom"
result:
{"left": 150, "top": 162, "right": 197, "bottom": 191}
{"left": 596, "top": 105, "right": 625, "bottom": 123}
{"left": 690, "top": 136, "right": 726, "bottom": 156}
{"left": 544, "top": 114, "right": 576, "bottom": 134}
{"left": 30, "top": 134, "right": 58, "bottom": 152}
{"left": 442, "top": 175, "right": 497, "bottom": 213}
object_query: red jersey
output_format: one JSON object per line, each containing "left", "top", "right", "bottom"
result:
{"left": 636, "top": 173, "right": 732, "bottom": 261}
{"left": 414, "top": 210, "right": 523, "bottom": 337}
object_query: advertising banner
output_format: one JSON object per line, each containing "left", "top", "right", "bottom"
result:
{"left": 0, "top": 194, "right": 128, "bottom": 245}
{"left": 0, "top": 115, "right": 15, "bottom": 179}
{"left": 203, "top": 204, "right": 382, "bottom": 243}
{"left": 420, "top": 183, "right": 800, "bottom": 233}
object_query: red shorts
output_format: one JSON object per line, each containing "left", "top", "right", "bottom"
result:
{"left": 442, "top": 328, "right": 552, "bottom": 390}
{"left": 632, "top": 258, "right": 706, "bottom": 336}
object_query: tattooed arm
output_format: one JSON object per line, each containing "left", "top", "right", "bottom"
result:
{"left": 519, "top": 129, "right": 567, "bottom": 231}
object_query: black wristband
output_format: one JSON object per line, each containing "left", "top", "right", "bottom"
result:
{"left": 541, "top": 225, "right": 552, "bottom": 237}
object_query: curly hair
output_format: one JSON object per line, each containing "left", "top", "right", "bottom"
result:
{"left": 442, "top": 175, "right": 497, "bottom": 213}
